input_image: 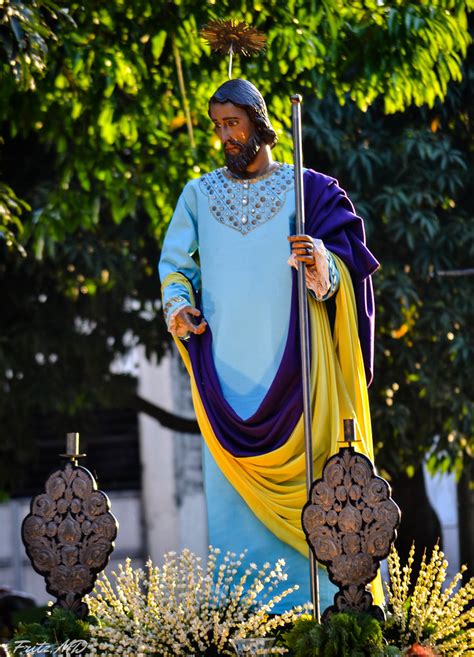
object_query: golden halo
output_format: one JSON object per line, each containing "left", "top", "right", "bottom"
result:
{"left": 200, "top": 19, "right": 266, "bottom": 56}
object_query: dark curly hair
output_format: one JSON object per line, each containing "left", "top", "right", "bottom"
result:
{"left": 208, "top": 79, "right": 278, "bottom": 148}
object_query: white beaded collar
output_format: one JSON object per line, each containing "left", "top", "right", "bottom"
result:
{"left": 199, "top": 163, "right": 294, "bottom": 236}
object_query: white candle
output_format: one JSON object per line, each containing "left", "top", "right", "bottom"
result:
{"left": 66, "top": 432, "right": 79, "bottom": 455}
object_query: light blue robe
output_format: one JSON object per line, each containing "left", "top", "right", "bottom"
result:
{"left": 159, "top": 165, "right": 337, "bottom": 611}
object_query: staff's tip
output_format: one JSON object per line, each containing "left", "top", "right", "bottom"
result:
{"left": 290, "top": 94, "right": 303, "bottom": 104}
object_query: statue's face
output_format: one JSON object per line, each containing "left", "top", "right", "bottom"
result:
{"left": 209, "top": 101, "right": 261, "bottom": 174}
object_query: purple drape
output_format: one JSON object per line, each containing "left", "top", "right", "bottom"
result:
{"left": 303, "top": 170, "right": 379, "bottom": 385}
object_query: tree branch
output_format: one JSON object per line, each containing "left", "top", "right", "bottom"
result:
{"left": 133, "top": 394, "right": 200, "bottom": 434}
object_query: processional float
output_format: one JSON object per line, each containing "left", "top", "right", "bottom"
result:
{"left": 200, "top": 18, "right": 401, "bottom": 621}
{"left": 19, "top": 19, "right": 401, "bottom": 630}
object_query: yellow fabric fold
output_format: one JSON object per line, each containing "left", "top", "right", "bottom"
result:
{"left": 173, "top": 256, "right": 383, "bottom": 606}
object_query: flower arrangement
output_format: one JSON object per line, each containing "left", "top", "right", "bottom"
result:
{"left": 85, "top": 547, "right": 307, "bottom": 656}
{"left": 384, "top": 543, "right": 474, "bottom": 656}
{"left": 284, "top": 543, "right": 473, "bottom": 657}
{"left": 10, "top": 543, "right": 472, "bottom": 656}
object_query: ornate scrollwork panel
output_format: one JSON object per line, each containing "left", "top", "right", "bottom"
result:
{"left": 302, "top": 447, "right": 400, "bottom": 620}
{"left": 22, "top": 462, "right": 118, "bottom": 618}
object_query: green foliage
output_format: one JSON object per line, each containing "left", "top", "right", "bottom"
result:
{"left": 0, "top": 181, "right": 28, "bottom": 253}
{"left": 1, "top": 1, "right": 473, "bottom": 254}
{"left": 44, "top": 607, "right": 90, "bottom": 643}
{"left": 0, "top": 219, "right": 167, "bottom": 493}
{"left": 0, "top": 0, "right": 75, "bottom": 91}
{"left": 284, "top": 612, "right": 393, "bottom": 657}
{"left": 10, "top": 620, "right": 49, "bottom": 645}
{"left": 302, "top": 62, "right": 474, "bottom": 476}
{"left": 285, "top": 617, "right": 325, "bottom": 656}
{"left": 9, "top": 607, "right": 91, "bottom": 652}
{"left": 385, "top": 649, "right": 402, "bottom": 657}
{"left": 0, "top": 1, "right": 473, "bottom": 491}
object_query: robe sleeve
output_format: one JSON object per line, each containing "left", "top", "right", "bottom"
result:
{"left": 159, "top": 181, "right": 201, "bottom": 330}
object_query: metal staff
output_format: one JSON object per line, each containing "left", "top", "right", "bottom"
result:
{"left": 291, "top": 94, "right": 321, "bottom": 623}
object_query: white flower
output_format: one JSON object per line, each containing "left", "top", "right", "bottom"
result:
{"left": 385, "top": 543, "right": 474, "bottom": 654}
{"left": 85, "top": 546, "right": 305, "bottom": 655}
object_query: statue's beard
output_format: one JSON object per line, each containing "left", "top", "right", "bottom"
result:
{"left": 224, "top": 133, "right": 262, "bottom": 175}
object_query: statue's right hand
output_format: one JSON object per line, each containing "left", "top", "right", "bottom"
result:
{"left": 172, "top": 306, "right": 207, "bottom": 338}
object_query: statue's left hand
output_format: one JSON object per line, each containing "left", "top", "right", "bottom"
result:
{"left": 288, "top": 234, "right": 316, "bottom": 268}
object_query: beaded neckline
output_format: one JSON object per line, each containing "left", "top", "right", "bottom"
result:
{"left": 199, "top": 164, "right": 294, "bottom": 236}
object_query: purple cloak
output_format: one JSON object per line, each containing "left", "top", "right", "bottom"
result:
{"left": 303, "top": 169, "right": 379, "bottom": 385}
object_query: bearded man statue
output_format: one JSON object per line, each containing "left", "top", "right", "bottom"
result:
{"left": 159, "top": 78, "right": 380, "bottom": 611}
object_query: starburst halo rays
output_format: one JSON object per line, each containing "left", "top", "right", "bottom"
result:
{"left": 200, "top": 19, "right": 266, "bottom": 79}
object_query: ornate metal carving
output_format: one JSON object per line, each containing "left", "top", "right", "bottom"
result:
{"left": 22, "top": 446, "right": 118, "bottom": 619}
{"left": 302, "top": 428, "right": 400, "bottom": 620}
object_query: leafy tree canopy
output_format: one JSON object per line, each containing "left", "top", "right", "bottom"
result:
{"left": 0, "top": 1, "right": 473, "bottom": 492}
{"left": 303, "top": 64, "right": 473, "bottom": 477}
{"left": 1, "top": 0, "right": 473, "bottom": 249}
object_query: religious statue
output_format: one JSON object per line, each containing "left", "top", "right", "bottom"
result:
{"left": 159, "top": 78, "right": 379, "bottom": 611}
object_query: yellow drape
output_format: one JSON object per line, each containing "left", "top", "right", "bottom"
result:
{"left": 171, "top": 257, "right": 383, "bottom": 605}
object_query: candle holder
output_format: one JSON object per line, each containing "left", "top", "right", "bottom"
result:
{"left": 231, "top": 637, "right": 277, "bottom": 656}
{"left": 302, "top": 419, "right": 400, "bottom": 620}
{"left": 21, "top": 433, "right": 118, "bottom": 618}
